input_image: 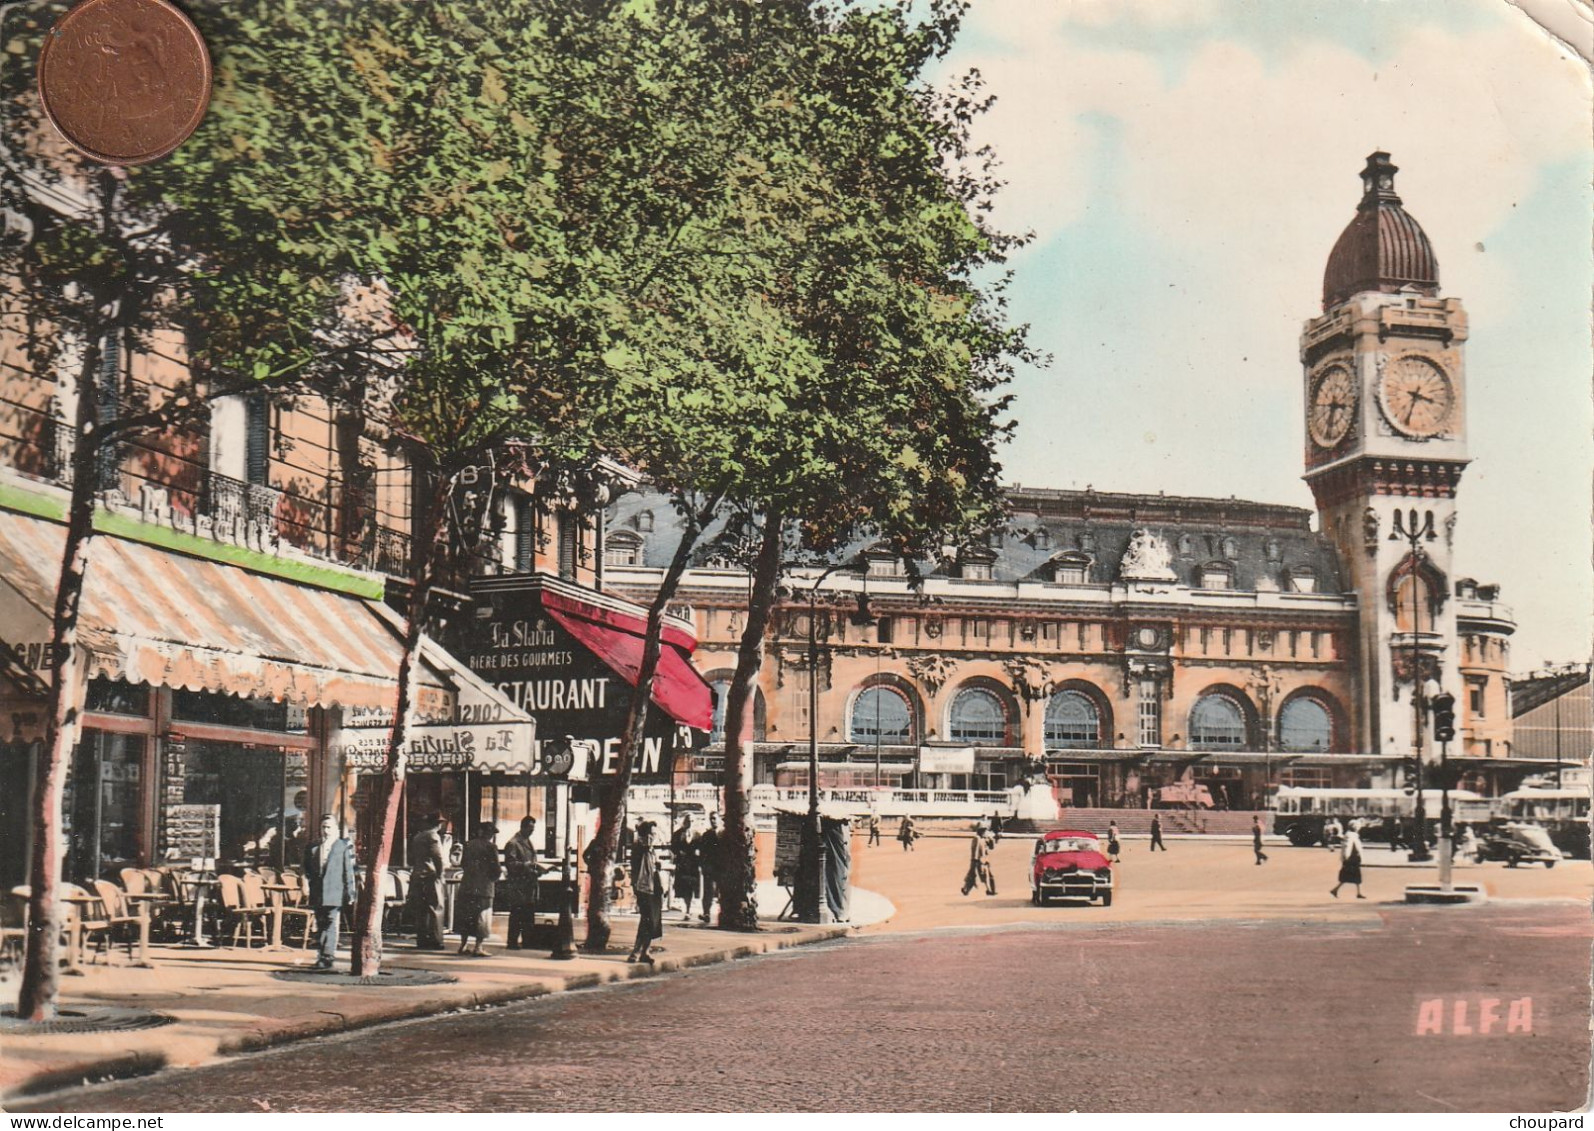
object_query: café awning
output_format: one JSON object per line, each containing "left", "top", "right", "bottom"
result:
{"left": 540, "top": 586, "right": 714, "bottom": 731}
{"left": 0, "top": 507, "right": 448, "bottom": 713}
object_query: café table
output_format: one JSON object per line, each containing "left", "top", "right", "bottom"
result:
{"left": 262, "top": 882, "right": 300, "bottom": 949}
{"left": 10, "top": 885, "right": 84, "bottom": 974}
{"left": 176, "top": 873, "right": 219, "bottom": 947}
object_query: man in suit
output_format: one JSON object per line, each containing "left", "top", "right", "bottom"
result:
{"left": 406, "top": 813, "right": 448, "bottom": 949}
{"left": 304, "top": 814, "right": 355, "bottom": 970}
{"left": 502, "top": 816, "right": 542, "bottom": 949}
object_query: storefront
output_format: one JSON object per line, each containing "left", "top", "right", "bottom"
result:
{"left": 464, "top": 574, "right": 714, "bottom": 844}
{"left": 0, "top": 507, "right": 497, "bottom": 885}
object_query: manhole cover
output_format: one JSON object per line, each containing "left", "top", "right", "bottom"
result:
{"left": 0, "top": 1005, "right": 175, "bottom": 1034}
{"left": 272, "top": 967, "right": 457, "bottom": 987}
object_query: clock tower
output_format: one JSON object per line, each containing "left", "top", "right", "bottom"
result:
{"left": 1300, "top": 152, "right": 1469, "bottom": 757}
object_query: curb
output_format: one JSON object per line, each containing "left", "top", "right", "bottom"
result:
{"left": 1, "top": 925, "right": 851, "bottom": 1104}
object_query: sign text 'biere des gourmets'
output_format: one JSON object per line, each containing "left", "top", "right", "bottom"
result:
{"left": 468, "top": 586, "right": 705, "bottom": 783}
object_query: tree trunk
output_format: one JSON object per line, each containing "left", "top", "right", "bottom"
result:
{"left": 16, "top": 339, "right": 104, "bottom": 1021}
{"left": 350, "top": 471, "right": 447, "bottom": 977}
{"left": 582, "top": 495, "right": 716, "bottom": 952}
{"left": 715, "top": 510, "right": 784, "bottom": 931}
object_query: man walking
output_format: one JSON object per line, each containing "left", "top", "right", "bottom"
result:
{"left": 503, "top": 816, "right": 542, "bottom": 949}
{"left": 961, "top": 822, "right": 997, "bottom": 896}
{"left": 406, "top": 813, "right": 447, "bottom": 949}
{"left": 1252, "top": 814, "right": 1269, "bottom": 865}
{"left": 1149, "top": 813, "right": 1167, "bottom": 852}
{"left": 697, "top": 813, "right": 722, "bottom": 924}
{"left": 867, "top": 812, "right": 882, "bottom": 847}
{"left": 304, "top": 814, "right": 355, "bottom": 971}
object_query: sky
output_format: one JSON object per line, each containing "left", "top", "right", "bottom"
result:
{"left": 930, "top": 0, "right": 1593, "bottom": 675}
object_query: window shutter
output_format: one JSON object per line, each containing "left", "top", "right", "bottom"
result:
{"left": 515, "top": 497, "right": 534, "bottom": 572}
{"left": 244, "top": 394, "right": 269, "bottom": 485}
{"left": 95, "top": 333, "right": 121, "bottom": 490}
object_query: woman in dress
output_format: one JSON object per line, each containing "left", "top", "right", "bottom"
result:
{"left": 1330, "top": 818, "right": 1366, "bottom": 899}
{"left": 1106, "top": 820, "right": 1122, "bottom": 862}
{"left": 628, "top": 820, "right": 663, "bottom": 965}
{"left": 455, "top": 823, "right": 500, "bottom": 955}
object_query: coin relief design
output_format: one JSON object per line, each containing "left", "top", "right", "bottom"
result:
{"left": 37, "top": 0, "right": 210, "bottom": 166}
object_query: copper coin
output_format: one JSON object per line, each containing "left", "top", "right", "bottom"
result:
{"left": 37, "top": 0, "right": 211, "bottom": 166}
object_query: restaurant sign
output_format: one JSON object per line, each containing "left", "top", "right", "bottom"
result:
{"left": 335, "top": 723, "right": 530, "bottom": 771}
{"left": 467, "top": 580, "right": 708, "bottom": 784}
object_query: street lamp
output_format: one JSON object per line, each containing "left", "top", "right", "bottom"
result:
{"left": 1391, "top": 508, "right": 1438, "bottom": 863}
{"left": 792, "top": 561, "right": 871, "bottom": 923}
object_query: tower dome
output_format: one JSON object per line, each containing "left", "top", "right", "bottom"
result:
{"left": 1321, "top": 152, "right": 1439, "bottom": 310}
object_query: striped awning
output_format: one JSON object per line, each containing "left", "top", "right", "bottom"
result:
{"left": 0, "top": 507, "right": 448, "bottom": 712}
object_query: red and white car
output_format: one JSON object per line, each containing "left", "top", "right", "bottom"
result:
{"left": 1029, "top": 829, "right": 1115, "bottom": 907}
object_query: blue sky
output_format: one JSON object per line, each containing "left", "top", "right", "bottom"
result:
{"left": 934, "top": 0, "right": 1592, "bottom": 672}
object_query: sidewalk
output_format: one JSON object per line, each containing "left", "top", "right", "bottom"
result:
{"left": 0, "top": 887, "right": 882, "bottom": 1103}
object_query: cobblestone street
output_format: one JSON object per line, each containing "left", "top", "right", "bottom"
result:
{"left": 17, "top": 895, "right": 1587, "bottom": 1113}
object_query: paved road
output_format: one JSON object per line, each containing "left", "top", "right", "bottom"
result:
{"left": 18, "top": 901, "right": 1587, "bottom": 1113}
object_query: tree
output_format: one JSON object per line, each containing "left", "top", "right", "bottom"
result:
{"left": 708, "top": 0, "right": 1030, "bottom": 927}
{"left": 0, "top": 0, "right": 404, "bottom": 1018}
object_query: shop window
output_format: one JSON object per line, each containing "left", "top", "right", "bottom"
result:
{"left": 171, "top": 741, "right": 297, "bottom": 868}
{"left": 949, "top": 687, "right": 1007, "bottom": 745}
{"left": 1045, "top": 690, "right": 1101, "bottom": 748}
{"left": 171, "top": 690, "right": 308, "bottom": 734}
{"left": 1278, "top": 697, "right": 1333, "bottom": 752}
{"left": 1190, "top": 693, "right": 1248, "bottom": 750}
{"left": 84, "top": 678, "right": 149, "bottom": 717}
{"left": 849, "top": 686, "right": 913, "bottom": 745}
{"left": 65, "top": 731, "right": 143, "bottom": 881}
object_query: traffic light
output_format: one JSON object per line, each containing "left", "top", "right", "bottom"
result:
{"left": 1401, "top": 756, "right": 1419, "bottom": 796}
{"left": 1430, "top": 692, "right": 1456, "bottom": 744}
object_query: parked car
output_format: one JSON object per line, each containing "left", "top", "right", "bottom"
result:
{"left": 1029, "top": 829, "right": 1114, "bottom": 907}
{"left": 1475, "top": 822, "right": 1563, "bottom": 868}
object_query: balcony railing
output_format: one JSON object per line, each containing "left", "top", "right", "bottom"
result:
{"left": 204, "top": 470, "right": 279, "bottom": 532}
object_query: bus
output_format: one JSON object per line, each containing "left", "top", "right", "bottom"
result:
{"left": 1269, "top": 786, "right": 1492, "bottom": 847}
{"left": 1498, "top": 788, "right": 1590, "bottom": 859}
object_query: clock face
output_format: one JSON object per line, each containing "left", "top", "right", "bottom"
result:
{"left": 1308, "top": 364, "right": 1357, "bottom": 448}
{"left": 1378, "top": 355, "right": 1455, "bottom": 438}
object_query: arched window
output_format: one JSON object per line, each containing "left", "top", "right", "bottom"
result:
{"left": 1393, "top": 574, "right": 1436, "bottom": 632}
{"left": 850, "top": 686, "right": 913, "bottom": 745}
{"left": 1190, "top": 693, "right": 1248, "bottom": 750}
{"left": 605, "top": 530, "right": 643, "bottom": 567}
{"left": 1044, "top": 690, "right": 1100, "bottom": 748}
{"left": 949, "top": 687, "right": 1007, "bottom": 745}
{"left": 1279, "top": 697, "right": 1333, "bottom": 752}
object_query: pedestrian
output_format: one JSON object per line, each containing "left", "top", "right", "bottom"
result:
{"left": 1149, "top": 813, "right": 1167, "bottom": 851}
{"left": 456, "top": 822, "right": 499, "bottom": 955}
{"left": 1330, "top": 819, "right": 1366, "bottom": 899}
{"left": 697, "top": 813, "right": 722, "bottom": 925}
{"left": 1106, "top": 820, "right": 1122, "bottom": 862}
{"left": 627, "top": 820, "right": 663, "bottom": 965}
{"left": 303, "top": 813, "right": 354, "bottom": 971}
{"left": 502, "top": 816, "right": 541, "bottom": 949}
{"left": 1456, "top": 822, "right": 1480, "bottom": 862}
{"left": 406, "top": 813, "right": 447, "bottom": 950}
{"left": 671, "top": 813, "right": 702, "bottom": 920}
{"left": 961, "top": 822, "right": 997, "bottom": 896}
{"left": 1252, "top": 815, "right": 1269, "bottom": 865}
{"left": 1323, "top": 816, "right": 1342, "bottom": 849}
{"left": 989, "top": 812, "right": 1004, "bottom": 841}
{"left": 898, "top": 814, "right": 918, "bottom": 852}
{"left": 867, "top": 812, "right": 882, "bottom": 847}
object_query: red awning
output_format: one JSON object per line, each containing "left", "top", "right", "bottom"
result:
{"left": 541, "top": 589, "right": 713, "bottom": 731}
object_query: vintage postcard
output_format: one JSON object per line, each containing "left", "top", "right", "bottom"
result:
{"left": 0, "top": 0, "right": 1588, "bottom": 1117}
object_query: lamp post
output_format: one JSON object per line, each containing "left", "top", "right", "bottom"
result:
{"left": 793, "top": 562, "right": 871, "bottom": 923}
{"left": 1392, "top": 508, "right": 1437, "bottom": 863}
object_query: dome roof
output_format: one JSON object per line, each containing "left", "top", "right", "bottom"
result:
{"left": 1322, "top": 152, "right": 1439, "bottom": 309}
